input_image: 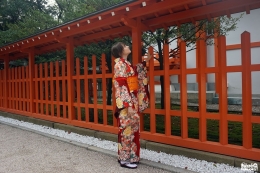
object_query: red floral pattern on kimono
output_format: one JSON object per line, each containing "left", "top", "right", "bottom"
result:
{"left": 113, "top": 58, "right": 149, "bottom": 163}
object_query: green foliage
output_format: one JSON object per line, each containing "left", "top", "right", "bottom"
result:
{"left": 0, "top": 10, "right": 58, "bottom": 46}
{"left": 0, "top": 0, "right": 49, "bottom": 30}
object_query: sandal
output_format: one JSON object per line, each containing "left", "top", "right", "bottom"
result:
{"left": 118, "top": 159, "right": 139, "bottom": 164}
{"left": 119, "top": 161, "right": 137, "bottom": 169}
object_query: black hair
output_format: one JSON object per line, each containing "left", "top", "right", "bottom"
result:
{"left": 111, "top": 42, "right": 125, "bottom": 58}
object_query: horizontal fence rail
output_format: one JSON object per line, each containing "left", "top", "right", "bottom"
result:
{"left": 0, "top": 32, "right": 259, "bottom": 161}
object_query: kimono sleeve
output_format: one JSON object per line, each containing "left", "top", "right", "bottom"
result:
{"left": 113, "top": 63, "right": 133, "bottom": 109}
{"left": 136, "top": 62, "right": 150, "bottom": 112}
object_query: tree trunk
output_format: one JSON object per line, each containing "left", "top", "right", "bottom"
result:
{"left": 106, "top": 52, "right": 112, "bottom": 105}
{"left": 157, "top": 41, "right": 165, "bottom": 109}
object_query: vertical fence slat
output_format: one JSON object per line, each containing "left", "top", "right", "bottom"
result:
{"left": 1, "top": 70, "right": 2, "bottom": 108}
{"left": 66, "top": 39, "right": 75, "bottom": 121}
{"left": 163, "top": 44, "right": 171, "bottom": 136}
{"left": 214, "top": 37, "right": 220, "bottom": 94}
{"left": 56, "top": 61, "right": 60, "bottom": 117}
{"left": 148, "top": 46, "right": 156, "bottom": 134}
{"left": 112, "top": 57, "right": 117, "bottom": 127}
{"left": 218, "top": 36, "right": 228, "bottom": 145}
{"left": 12, "top": 68, "right": 15, "bottom": 109}
{"left": 92, "top": 55, "right": 98, "bottom": 124}
{"left": 15, "top": 67, "right": 18, "bottom": 110}
{"left": 26, "top": 66, "right": 29, "bottom": 111}
{"left": 180, "top": 41, "right": 188, "bottom": 139}
{"left": 241, "top": 31, "right": 252, "bottom": 149}
{"left": 29, "top": 50, "right": 35, "bottom": 113}
{"left": 35, "top": 64, "right": 39, "bottom": 114}
{"left": 4, "top": 58, "right": 9, "bottom": 109}
{"left": 39, "top": 64, "right": 43, "bottom": 114}
{"left": 62, "top": 60, "right": 66, "bottom": 118}
{"left": 22, "top": 67, "right": 25, "bottom": 111}
{"left": 76, "top": 58, "right": 81, "bottom": 121}
{"left": 0, "top": 70, "right": 2, "bottom": 107}
{"left": 18, "top": 67, "right": 22, "bottom": 111}
{"left": 50, "top": 62, "right": 54, "bottom": 116}
{"left": 198, "top": 39, "right": 207, "bottom": 142}
{"left": 8, "top": 68, "right": 11, "bottom": 109}
{"left": 44, "top": 63, "right": 48, "bottom": 115}
{"left": 84, "top": 57, "right": 89, "bottom": 122}
{"left": 102, "top": 54, "right": 107, "bottom": 125}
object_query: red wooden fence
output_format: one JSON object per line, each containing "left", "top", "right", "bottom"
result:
{"left": 0, "top": 32, "right": 259, "bottom": 161}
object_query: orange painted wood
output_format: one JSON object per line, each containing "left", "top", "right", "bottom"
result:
{"left": 92, "top": 55, "right": 98, "bottom": 124}
{"left": 26, "top": 66, "right": 30, "bottom": 111}
{"left": 4, "top": 58, "right": 9, "bottom": 108}
{"left": 44, "top": 63, "right": 48, "bottom": 115}
{"left": 180, "top": 41, "right": 188, "bottom": 139}
{"left": 71, "top": 120, "right": 117, "bottom": 134}
{"left": 112, "top": 57, "right": 117, "bottom": 127}
{"left": 15, "top": 67, "right": 18, "bottom": 109}
{"left": 252, "top": 116, "right": 260, "bottom": 124}
{"left": 22, "top": 67, "right": 26, "bottom": 111}
{"left": 197, "top": 40, "right": 207, "bottom": 142}
{"left": 66, "top": 39, "right": 75, "bottom": 120}
{"left": 226, "top": 41, "right": 260, "bottom": 50}
{"left": 50, "top": 62, "right": 54, "bottom": 116}
{"left": 39, "top": 64, "right": 43, "bottom": 114}
{"left": 12, "top": 68, "right": 15, "bottom": 109}
{"left": 214, "top": 37, "right": 220, "bottom": 94}
{"left": 251, "top": 64, "right": 260, "bottom": 71}
{"left": 62, "top": 60, "right": 66, "bottom": 118}
{"left": 8, "top": 68, "right": 11, "bottom": 108}
{"left": 0, "top": 70, "right": 2, "bottom": 107}
{"left": 76, "top": 58, "right": 81, "bottom": 121}
{"left": 35, "top": 64, "right": 39, "bottom": 114}
{"left": 55, "top": 61, "right": 60, "bottom": 117}
{"left": 18, "top": 67, "right": 22, "bottom": 111}
{"left": 84, "top": 57, "right": 89, "bottom": 122}
{"left": 148, "top": 46, "right": 156, "bottom": 134}
{"left": 102, "top": 54, "right": 107, "bottom": 125}
{"left": 241, "top": 32, "right": 252, "bottom": 149}
{"left": 163, "top": 44, "right": 171, "bottom": 136}
{"left": 218, "top": 36, "right": 228, "bottom": 145}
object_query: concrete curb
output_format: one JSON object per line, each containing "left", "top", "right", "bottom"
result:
{"left": 0, "top": 111, "right": 259, "bottom": 171}
{"left": 0, "top": 120, "right": 195, "bottom": 173}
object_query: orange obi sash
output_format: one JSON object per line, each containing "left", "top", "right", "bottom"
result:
{"left": 114, "top": 76, "right": 138, "bottom": 92}
{"left": 127, "top": 76, "right": 138, "bottom": 92}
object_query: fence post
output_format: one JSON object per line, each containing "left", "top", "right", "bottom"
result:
{"left": 148, "top": 46, "right": 156, "bottom": 134}
{"left": 4, "top": 55, "right": 9, "bottom": 109}
{"left": 102, "top": 53, "right": 107, "bottom": 125}
{"left": 180, "top": 41, "right": 188, "bottom": 139}
{"left": 29, "top": 49, "right": 35, "bottom": 113}
{"left": 218, "top": 35, "right": 228, "bottom": 145}
{"left": 198, "top": 39, "right": 207, "bottom": 142}
{"left": 66, "top": 37, "right": 75, "bottom": 121}
{"left": 163, "top": 43, "right": 171, "bottom": 136}
{"left": 241, "top": 31, "right": 252, "bottom": 149}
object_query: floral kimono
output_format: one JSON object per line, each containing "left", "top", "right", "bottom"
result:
{"left": 113, "top": 58, "right": 149, "bottom": 163}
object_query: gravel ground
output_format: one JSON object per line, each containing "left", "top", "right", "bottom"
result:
{"left": 0, "top": 116, "right": 250, "bottom": 173}
{"left": 0, "top": 123, "right": 171, "bottom": 173}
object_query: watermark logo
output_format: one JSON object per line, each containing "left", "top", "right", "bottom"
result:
{"left": 241, "top": 162, "right": 258, "bottom": 172}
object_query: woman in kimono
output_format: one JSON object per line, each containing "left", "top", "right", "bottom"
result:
{"left": 111, "top": 42, "right": 150, "bottom": 169}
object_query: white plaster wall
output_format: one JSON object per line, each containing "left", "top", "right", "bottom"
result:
{"left": 225, "top": 9, "right": 260, "bottom": 95}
